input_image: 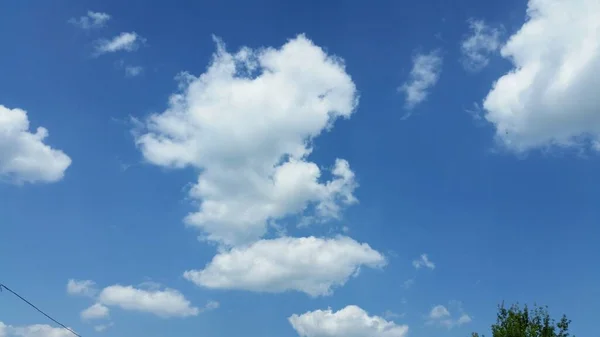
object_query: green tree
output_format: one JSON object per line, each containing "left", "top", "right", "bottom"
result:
{"left": 472, "top": 303, "right": 573, "bottom": 337}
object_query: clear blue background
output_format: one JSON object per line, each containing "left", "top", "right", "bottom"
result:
{"left": 0, "top": 1, "right": 597, "bottom": 337}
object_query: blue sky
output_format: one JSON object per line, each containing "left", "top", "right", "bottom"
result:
{"left": 1, "top": 1, "right": 599, "bottom": 337}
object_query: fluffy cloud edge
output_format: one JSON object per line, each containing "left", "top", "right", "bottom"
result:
{"left": 481, "top": 0, "right": 600, "bottom": 153}
{"left": 289, "top": 305, "right": 409, "bottom": 337}
{"left": 0, "top": 105, "right": 72, "bottom": 184}
{"left": 97, "top": 284, "right": 199, "bottom": 318}
{"left": 66, "top": 280, "right": 204, "bottom": 319}
{"left": 80, "top": 303, "right": 110, "bottom": 321}
{"left": 67, "top": 279, "right": 97, "bottom": 297}
{"left": 184, "top": 235, "right": 386, "bottom": 297}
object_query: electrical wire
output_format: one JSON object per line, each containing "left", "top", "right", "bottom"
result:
{"left": 0, "top": 283, "right": 82, "bottom": 337}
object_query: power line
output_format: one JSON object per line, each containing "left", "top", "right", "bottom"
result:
{"left": 0, "top": 283, "right": 82, "bottom": 337}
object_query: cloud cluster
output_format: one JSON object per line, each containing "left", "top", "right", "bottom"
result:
{"left": 0, "top": 105, "right": 71, "bottom": 184}
{"left": 135, "top": 34, "right": 385, "bottom": 297}
{"left": 136, "top": 35, "right": 358, "bottom": 247}
{"left": 482, "top": 0, "right": 600, "bottom": 152}
{"left": 289, "top": 305, "right": 409, "bottom": 337}
{"left": 69, "top": 10, "right": 145, "bottom": 76}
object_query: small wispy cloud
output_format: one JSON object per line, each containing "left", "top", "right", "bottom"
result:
{"left": 69, "top": 11, "right": 110, "bottom": 30}
{"left": 399, "top": 50, "right": 443, "bottom": 111}
{"left": 429, "top": 305, "right": 450, "bottom": 319}
{"left": 67, "top": 279, "right": 98, "bottom": 297}
{"left": 426, "top": 302, "right": 472, "bottom": 329}
{"left": 81, "top": 303, "right": 110, "bottom": 321}
{"left": 461, "top": 19, "right": 503, "bottom": 72}
{"left": 412, "top": 253, "right": 435, "bottom": 270}
{"left": 203, "top": 300, "right": 220, "bottom": 312}
{"left": 383, "top": 310, "right": 406, "bottom": 320}
{"left": 125, "top": 65, "right": 144, "bottom": 77}
{"left": 114, "top": 60, "right": 144, "bottom": 78}
{"left": 93, "top": 322, "right": 114, "bottom": 332}
{"left": 465, "top": 101, "right": 484, "bottom": 121}
{"left": 95, "top": 32, "right": 145, "bottom": 55}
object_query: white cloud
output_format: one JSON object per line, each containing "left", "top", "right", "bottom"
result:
{"left": 399, "top": 50, "right": 442, "bottom": 109}
{"left": 465, "top": 101, "right": 484, "bottom": 121}
{"left": 81, "top": 303, "right": 109, "bottom": 321}
{"left": 289, "top": 305, "right": 409, "bottom": 337}
{"left": 68, "top": 11, "right": 110, "bottom": 30}
{"left": 427, "top": 304, "right": 472, "bottom": 329}
{"left": 95, "top": 32, "right": 144, "bottom": 55}
{"left": 402, "top": 278, "right": 414, "bottom": 289}
{"left": 482, "top": 0, "right": 600, "bottom": 152}
{"left": 457, "top": 314, "right": 473, "bottom": 325}
{"left": 125, "top": 65, "right": 143, "bottom": 77}
{"left": 135, "top": 34, "right": 358, "bottom": 247}
{"left": 93, "top": 323, "right": 113, "bottom": 333}
{"left": 183, "top": 236, "right": 385, "bottom": 297}
{"left": 412, "top": 254, "right": 435, "bottom": 270}
{"left": 67, "top": 279, "right": 97, "bottom": 297}
{"left": 97, "top": 285, "right": 199, "bottom": 318}
{"left": 383, "top": 311, "right": 405, "bottom": 320}
{"left": 204, "top": 300, "right": 220, "bottom": 311}
{"left": 137, "top": 280, "right": 162, "bottom": 290}
{"left": 67, "top": 279, "right": 204, "bottom": 319}
{"left": 0, "top": 105, "right": 71, "bottom": 184}
{"left": 428, "top": 305, "right": 450, "bottom": 319}
{"left": 0, "top": 323, "right": 75, "bottom": 337}
{"left": 461, "top": 19, "right": 502, "bottom": 71}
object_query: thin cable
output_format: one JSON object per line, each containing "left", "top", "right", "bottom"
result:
{"left": 0, "top": 283, "right": 82, "bottom": 337}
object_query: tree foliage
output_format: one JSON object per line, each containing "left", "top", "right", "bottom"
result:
{"left": 472, "top": 303, "right": 573, "bottom": 337}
